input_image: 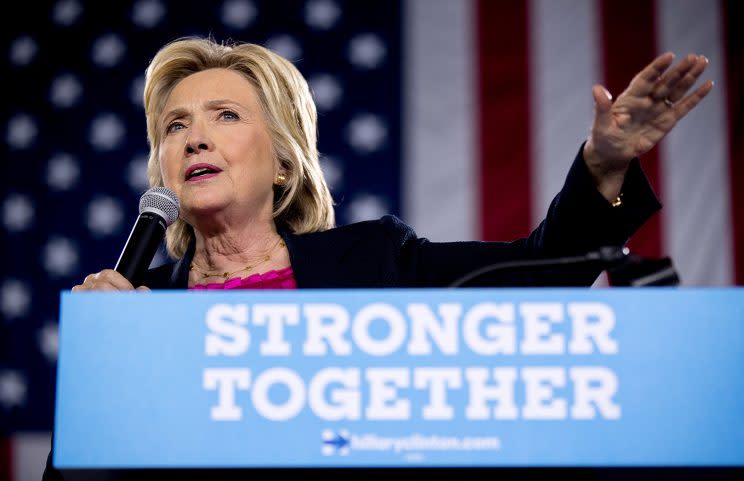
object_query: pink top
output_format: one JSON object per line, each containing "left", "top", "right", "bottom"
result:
{"left": 189, "top": 266, "right": 297, "bottom": 290}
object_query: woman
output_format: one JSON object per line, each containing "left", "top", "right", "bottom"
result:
{"left": 46, "top": 36, "right": 711, "bottom": 480}
{"left": 70, "top": 37, "right": 711, "bottom": 292}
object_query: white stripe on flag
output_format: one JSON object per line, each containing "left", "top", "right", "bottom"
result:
{"left": 528, "top": 0, "right": 601, "bottom": 229}
{"left": 529, "top": 0, "right": 609, "bottom": 287}
{"left": 13, "top": 433, "right": 51, "bottom": 481}
{"left": 656, "top": 0, "right": 734, "bottom": 285}
{"left": 403, "top": 0, "right": 477, "bottom": 241}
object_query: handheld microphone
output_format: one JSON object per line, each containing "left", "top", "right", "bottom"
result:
{"left": 114, "top": 187, "right": 180, "bottom": 287}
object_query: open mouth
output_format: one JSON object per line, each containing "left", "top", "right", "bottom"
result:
{"left": 185, "top": 163, "right": 222, "bottom": 181}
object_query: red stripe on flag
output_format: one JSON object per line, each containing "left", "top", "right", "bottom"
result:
{"left": 1, "top": 437, "right": 12, "bottom": 481}
{"left": 600, "top": 0, "right": 663, "bottom": 258}
{"left": 724, "top": 0, "right": 744, "bottom": 285}
{"left": 477, "top": 0, "right": 531, "bottom": 241}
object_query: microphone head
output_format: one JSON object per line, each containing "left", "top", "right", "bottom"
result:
{"left": 138, "top": 187, "right": 180, "bottom": 226}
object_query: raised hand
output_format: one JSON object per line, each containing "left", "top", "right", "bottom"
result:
{"left": 583, "top": 52, "right": 713, "bottom": 200}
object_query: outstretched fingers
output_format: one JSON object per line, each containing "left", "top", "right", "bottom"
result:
{"left": 666, "top": 55, "right": 709, "bottom": 102}
{"left": 672, "top": 80, "right": 714, "bottom": 120}
{"left": 650, "top": 53, "right": 702, "bottom": 101}
{"left": 626, "top": 52, "right": 676, "bottom": 96}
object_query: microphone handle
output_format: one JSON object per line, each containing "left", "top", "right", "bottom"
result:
{"left": 114, "top": 212, "right": 166, "bottom": 287}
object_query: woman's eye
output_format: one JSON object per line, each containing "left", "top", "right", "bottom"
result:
{"left": 166, "top": 121, "right": 185, "bottom": 134}
{"left": 220, "top": 110, "right": 239, "bottom": 120}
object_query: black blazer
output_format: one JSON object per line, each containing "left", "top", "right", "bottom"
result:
{"left": 44, "top": 148, "right": 659, "bottom": 481}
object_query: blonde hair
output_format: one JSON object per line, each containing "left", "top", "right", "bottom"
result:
{"left": 143, "top": 37, "right": 335, "bottom": 258}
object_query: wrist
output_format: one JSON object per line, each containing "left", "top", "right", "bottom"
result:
{"left": 583, "top": 138, "right": 629, "bottom": 201}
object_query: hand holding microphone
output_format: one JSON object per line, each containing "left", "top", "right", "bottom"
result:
{"left": 72, "top": 187, "right": 179, "bottom": 292}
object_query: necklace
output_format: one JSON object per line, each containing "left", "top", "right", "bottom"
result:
{"left": 190, "top": 238, "right": 286, "bottom": 280}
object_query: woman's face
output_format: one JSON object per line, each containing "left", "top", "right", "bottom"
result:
{"left": 158, "top": 68, "right": 277, "bottom": 228}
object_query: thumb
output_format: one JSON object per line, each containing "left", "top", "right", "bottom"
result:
{"left": 592, "top": 84, "right": 613, "bottom": 129}
{"left": 136, "top": 285, "right": 151, "bottom": 292}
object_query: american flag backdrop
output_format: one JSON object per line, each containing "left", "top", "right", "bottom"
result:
{"left": 1, "top": 0, "right": 741, "bottom": 479}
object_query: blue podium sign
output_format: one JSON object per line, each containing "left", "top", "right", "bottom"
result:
{"left": 54, "top": 288, "right": 744, "bottom": 468}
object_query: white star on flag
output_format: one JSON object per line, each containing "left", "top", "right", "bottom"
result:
{"left": 348, "top": 33, "right": 386, "bottom": 69}
{"left": 9, "top": 36, "right": 37, "bottom": 66}
{"left": 3, "top": 194, "right": 34, "bottom": 232}
{"left": 0, "top": 279, "right": 31, "bottom": 319}
{"left": 38, "top": 323, "right": 60, "bottom": 363}
{"left": 89, "top": 113, "right": 126, "bottom": 151}
{"left": 131, "top": 0, "right": 165, "bottom": 28}
{"left": 305, "top": 0, "right": 341, "bottom": 30}
{"left": 6, "top": 114, "right": 38, "bottom": 150}
{"left": 347, "top": 114, "right": 387, "bottom": 153}
{"left": 53, "top": 0, "right": 82, "bottom": 26}
{"left": 92, "top": 33, "right": 126, "bottom": 67}
{"left": 50, "top": 73, "right": 83, "bottom": 108}
{"left": 0, "top": 371, "right": 28, "bottom": 409}
{"left": 47, "top": 153, "right": 80, "bottom": 191}
{"left": 309, "top": 74, "right": 343, "bottom": 111}
{"left": 220, "top": 0, "right": 257, "bottom": 29}
{"left": 86, "top": 196, "right": 124, "bottom": 236}
{"left": 265, "top": 34, "right": 301, "bottom": 63}
{"left": 347, "top": 194, "right": 388, "bottom": 223}
{"left": 43, "top": 237, "right": 79, "bottom": 277}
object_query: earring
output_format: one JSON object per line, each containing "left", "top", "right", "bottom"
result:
{"left": 275, "top": 173, "right": 287, "bottom": 186}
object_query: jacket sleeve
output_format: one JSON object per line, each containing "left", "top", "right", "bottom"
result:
{"left": 391, "top": 144, "right": 661, "bottom": 287}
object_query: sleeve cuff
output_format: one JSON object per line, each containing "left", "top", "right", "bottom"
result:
{"left": 556, "top": 143, "right": 662, "bottom": 246}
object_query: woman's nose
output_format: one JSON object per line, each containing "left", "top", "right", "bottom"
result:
{"left": 184, "top": 123, "right": 213, "bottom": 154}
{"left": 185, "top": 139, "right": 210, "bottom": 154}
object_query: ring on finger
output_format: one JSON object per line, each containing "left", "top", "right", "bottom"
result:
{"left": 663, "top": 97, "right": 674, "bottom": 107}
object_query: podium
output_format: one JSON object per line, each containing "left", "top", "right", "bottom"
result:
{"left": 53, "top": 288, "right": 744, "bottom": 478}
